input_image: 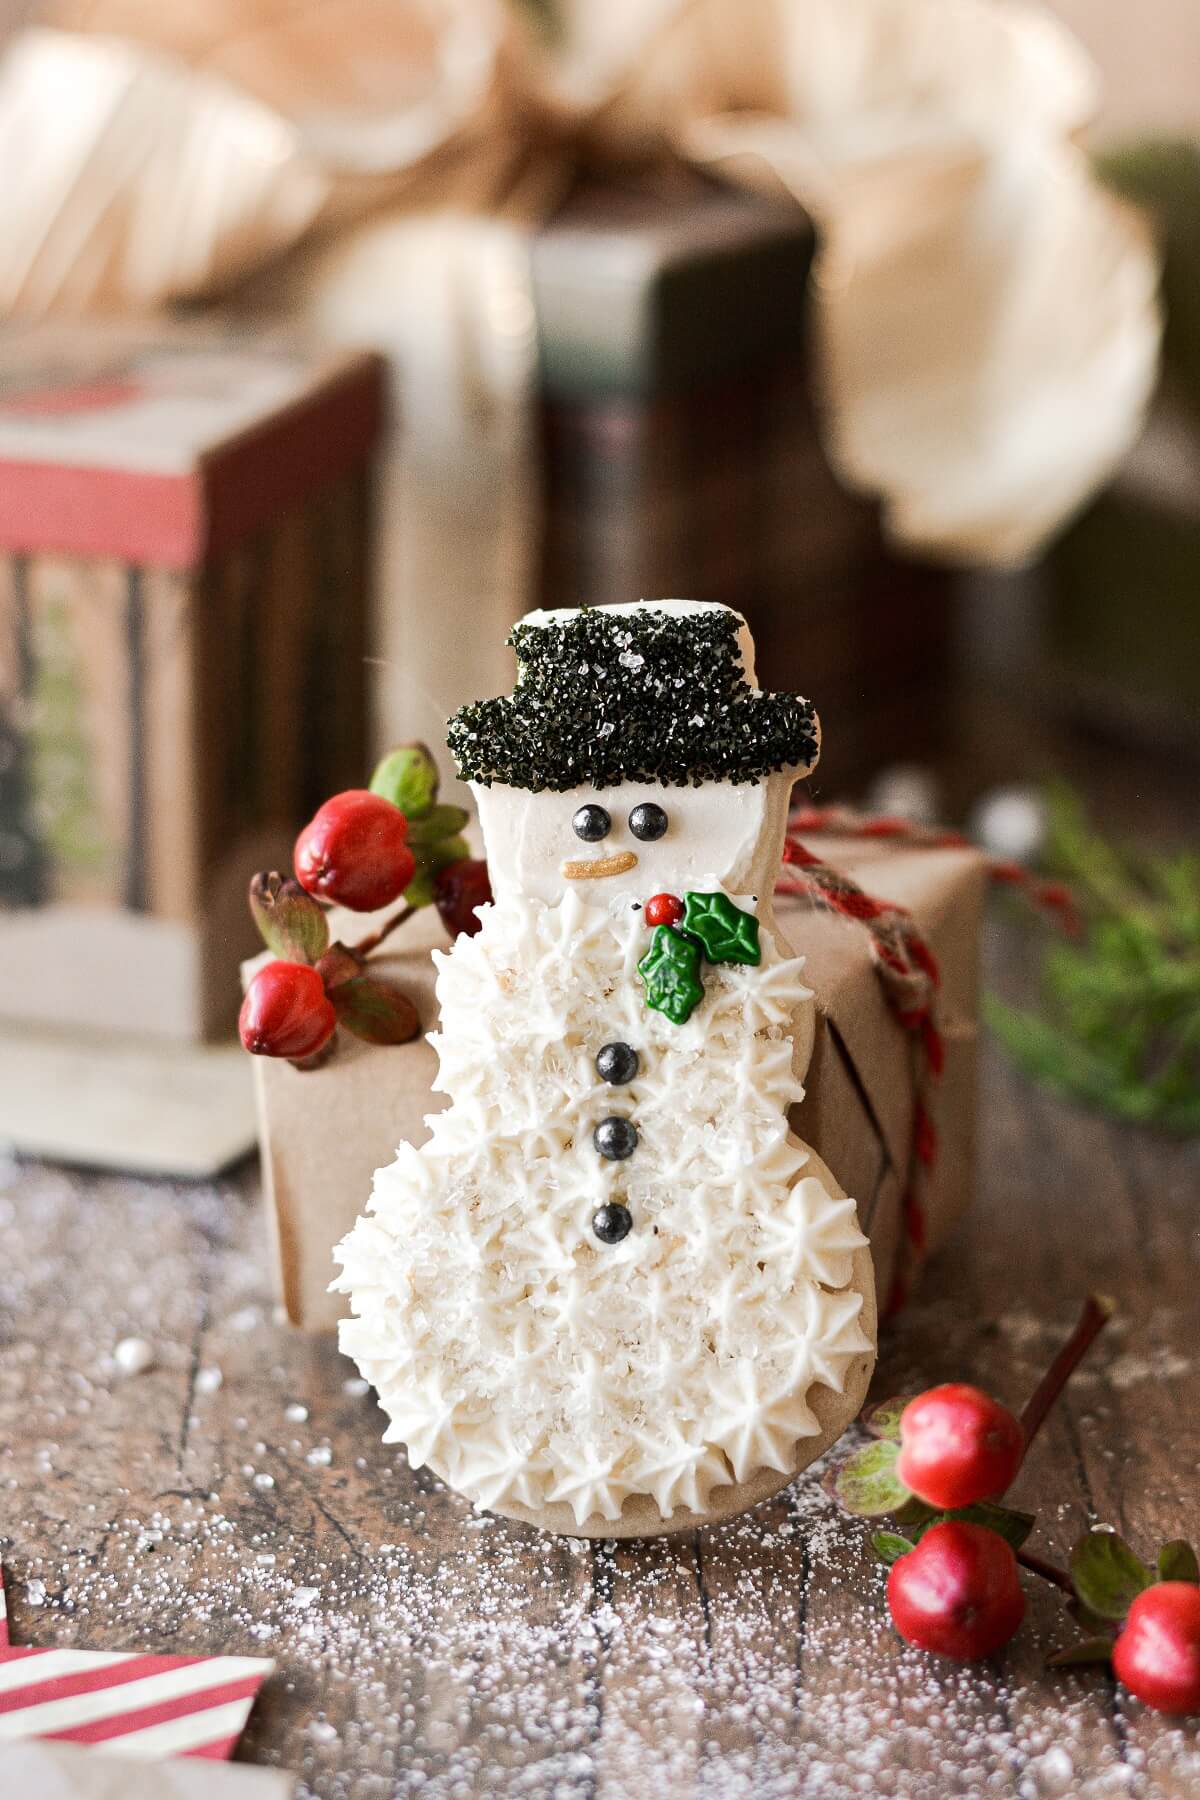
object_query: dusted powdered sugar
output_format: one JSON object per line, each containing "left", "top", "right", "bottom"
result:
{"left": 334, "top": 888, "right": 869, "bottom": 1528}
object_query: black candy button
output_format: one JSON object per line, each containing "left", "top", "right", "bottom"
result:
{"left": 628, "top": 802, "right": 668, "bottom": 841}
{"left": 596, "top": 1041, "right": 639, "bottom": 1085}
{"left": 572, "top": 804, "right": 611, "bottom": 842}
{"left": 594, "top": 1116, "right": 638, "bottom": 1161}
{"left": 592, "top": 1203, "right": 632, "bottom": 1244}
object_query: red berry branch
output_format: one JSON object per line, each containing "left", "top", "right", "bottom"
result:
{"left": 239, "top": 744, "right": 492, "bottom": 1068}
{"left": 829, "top": 1295, "right": 1200, "bottom": 1709}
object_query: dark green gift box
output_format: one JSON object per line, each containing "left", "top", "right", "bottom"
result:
{"left": 531, "top": 175, "right": 954, "bottom": 795}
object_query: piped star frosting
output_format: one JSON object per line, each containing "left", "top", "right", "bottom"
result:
{"left": 335, "top": 887, "right": 870, "bottom": 1528}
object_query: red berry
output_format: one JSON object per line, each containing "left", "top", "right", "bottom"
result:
{"left": 888, "top": 1521, "right": 1025, "bottom": 1661}
{"left": 644, "top": 892, "right": 684, "bottom": 927}
{"left": 434, "top": 858, "right": 492, "bottom": 938}
{"left": 294, "top": 790, "right": 415, "bottom": 913}
{"left": 898, "top": 1383, "right": 1025, "bottom": 1510}
{"left": 239, "top": 961, "right": 336, "bottom": 1059}
{"left": 1113, "top": 1583, "right": 1200, "bottom": 1714}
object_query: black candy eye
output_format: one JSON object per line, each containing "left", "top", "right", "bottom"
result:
{"left": 628, "top": 802, "right": 668, "bottom": 842}
{"left": 572, "top": 804, "right": 611, "bottom": 842}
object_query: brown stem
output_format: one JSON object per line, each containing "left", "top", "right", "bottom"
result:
{"left": 351, "top": 903, "right": 416, "bottom": 958}
{"left": 1017, "top": 1547, "right": 1075, "bottom": 1595}
{"left": 1020, "top": 1292, "right": 1116, "bottom": 1452}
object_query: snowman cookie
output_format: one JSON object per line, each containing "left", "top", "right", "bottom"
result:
{"left": 334, "top": 600, "right": 876, "bottom": 1536}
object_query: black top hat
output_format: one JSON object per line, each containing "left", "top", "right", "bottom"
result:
{"left": 447, "top": 603, "right": 819, "bottom": 793}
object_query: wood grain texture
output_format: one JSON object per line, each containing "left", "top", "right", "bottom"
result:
{"left": 1, "top": 929, "right": 1197, "bottom": 1797}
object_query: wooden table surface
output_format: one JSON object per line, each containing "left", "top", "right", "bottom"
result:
{"left": 2, "top": 938, "right": 1198, "bottom": 1797}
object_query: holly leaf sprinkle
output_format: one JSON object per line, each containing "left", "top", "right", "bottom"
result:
{"left": 863, "top": 1395, "right": 917, "bottom": 1443}
{"left": 828, "top": 1439, "right": 913, "bottom": 1517}
{"left": 638, "top": 926, "right": 705, "bottom": 1025}
{"left": 1047, "top": 1638, "right": 1116, "bottom": 1669}
{"left": 1070, "top": 1531, "right": 1155, "bottom": 1621}
{"left": 871, "top": 1531, "right": 914, "bottom": 1566}
{"left": 909, "top": 1500, "right": 1037, "bottom": 1552}
{"left": 331, "top": 975, "right": 421, "bottom": 1045}
{"left": 249, "top": 872, "right": 329, "bottom": 965}
{"left": 369, "top": 742, "right": 439, "bottom": 818}
{"left": 680, "top": 891, "right": 761, "bottom": 965}
{"left": 1158, "top": 1539, "right": 1200, "bottom": 1584}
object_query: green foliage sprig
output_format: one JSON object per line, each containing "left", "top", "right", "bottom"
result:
{"left": 985, "top": 787, "right": 1200, "bottom": 1133}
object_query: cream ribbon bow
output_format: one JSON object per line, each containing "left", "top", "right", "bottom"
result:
{"left": 0, "top": 0, "right": 1160, "bottom": 745}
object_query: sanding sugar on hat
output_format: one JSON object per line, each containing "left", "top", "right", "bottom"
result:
{"left": 448, "top": 599, "right": 820, "bottom": 792}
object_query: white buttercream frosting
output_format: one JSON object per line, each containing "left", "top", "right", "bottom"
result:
{"left": 334, "top": 884, "right": 870, "bottom": 1528}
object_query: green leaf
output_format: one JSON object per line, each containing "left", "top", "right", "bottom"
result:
{"left": 331, "top": 975, "right": 421, "bottom": 1046}
{"left": 892, "top": 1494, "right": 938, "bottom": 1529}
{"left": 1070, "top": 1531, "right": 1155, "bottom": 1622}
{"left": 680, "top": 891, "right": 761, "bottom": 965}
{"left": 406, "top": 804, "right": 470, "bottom": 847}
{"left": 369, "top": 743, "right": 439, "bottom": 818}
{"left": 871, "top": 1531, "right": 913, "bottom": 1566}
{"left": 315, "top": 942, "right": 362, "bottom": 991}
{"left": 965, "top": 1502, "right": 1036, "bottom": 1550}
{"left": 402, "top": 869, "right": 437, "bottom": 909}
{"left": 1158, "top": 1540, "right": 1200, "bottom": 1584}
{"left": 249, "top": 872, "right": 329, "bottom": 964}
{"left": 1069, "top": 1596, "right": 1121, "bottom": 1638}
{"left": 909, "top": 1501, "right": 1037, "bottom": 1552}
{"left": 1047, "top": 1637, "right": 1116, "bottom": 1669}
{"left": 829, "top": 1439, "right": 913, "bottom": 1518}
{"left": 405, "top": 835, "right": 470, "bottom": 908}
{"left": 863, "top": 1396, "right": 916, "bottom": 1443}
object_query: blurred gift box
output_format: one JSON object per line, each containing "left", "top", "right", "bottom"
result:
{"left": 0, "top": 324, "right": 382, "bottom": 1041}
{"left": 532, "top": 177, "right": 956, "bottom": 796}
{"left": 1042, "top": 407, "right": 1200, "bottom": 761}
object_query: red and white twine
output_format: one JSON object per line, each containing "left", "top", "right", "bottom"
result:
{"left": 777, "top": 806, "right": 1077, "bottom": 1313}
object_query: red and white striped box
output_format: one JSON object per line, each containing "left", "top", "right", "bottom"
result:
{"left": 0, "top": 1565, "right": 274, "bottom": 1762}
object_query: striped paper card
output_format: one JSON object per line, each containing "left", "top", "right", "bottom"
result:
{"left": 0, "top": 1566, "right": 274, "bottom": 1760}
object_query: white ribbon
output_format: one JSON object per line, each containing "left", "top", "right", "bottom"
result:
{"left": 0, "top": 2, "right": 1160, "bottom": 746}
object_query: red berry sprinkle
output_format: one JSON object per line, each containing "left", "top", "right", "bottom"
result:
{"left": 294, "top": 790, "right": 415, "bottom": 913}
{"left": 898, "top": 1383, "right": 1025, "bottom": 1510}
{"left": 434, "top": 858, "right": 492, "bottom": 939}
{"left": 1113, "top": 1583, "right": 1200, "bottom": 1714}
{"left": 887, "top": 1521, "right": 1025, "bottom": 1662}
{"left": 644, "top": 892, "right": 684, "bottom": 928}
{"left": 239, "top": 962, "right": 336, "bottom": 1059}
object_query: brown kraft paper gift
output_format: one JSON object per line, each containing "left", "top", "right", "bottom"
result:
{"left": 252, "top": 835, "right": 986, "bottom": 1334}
